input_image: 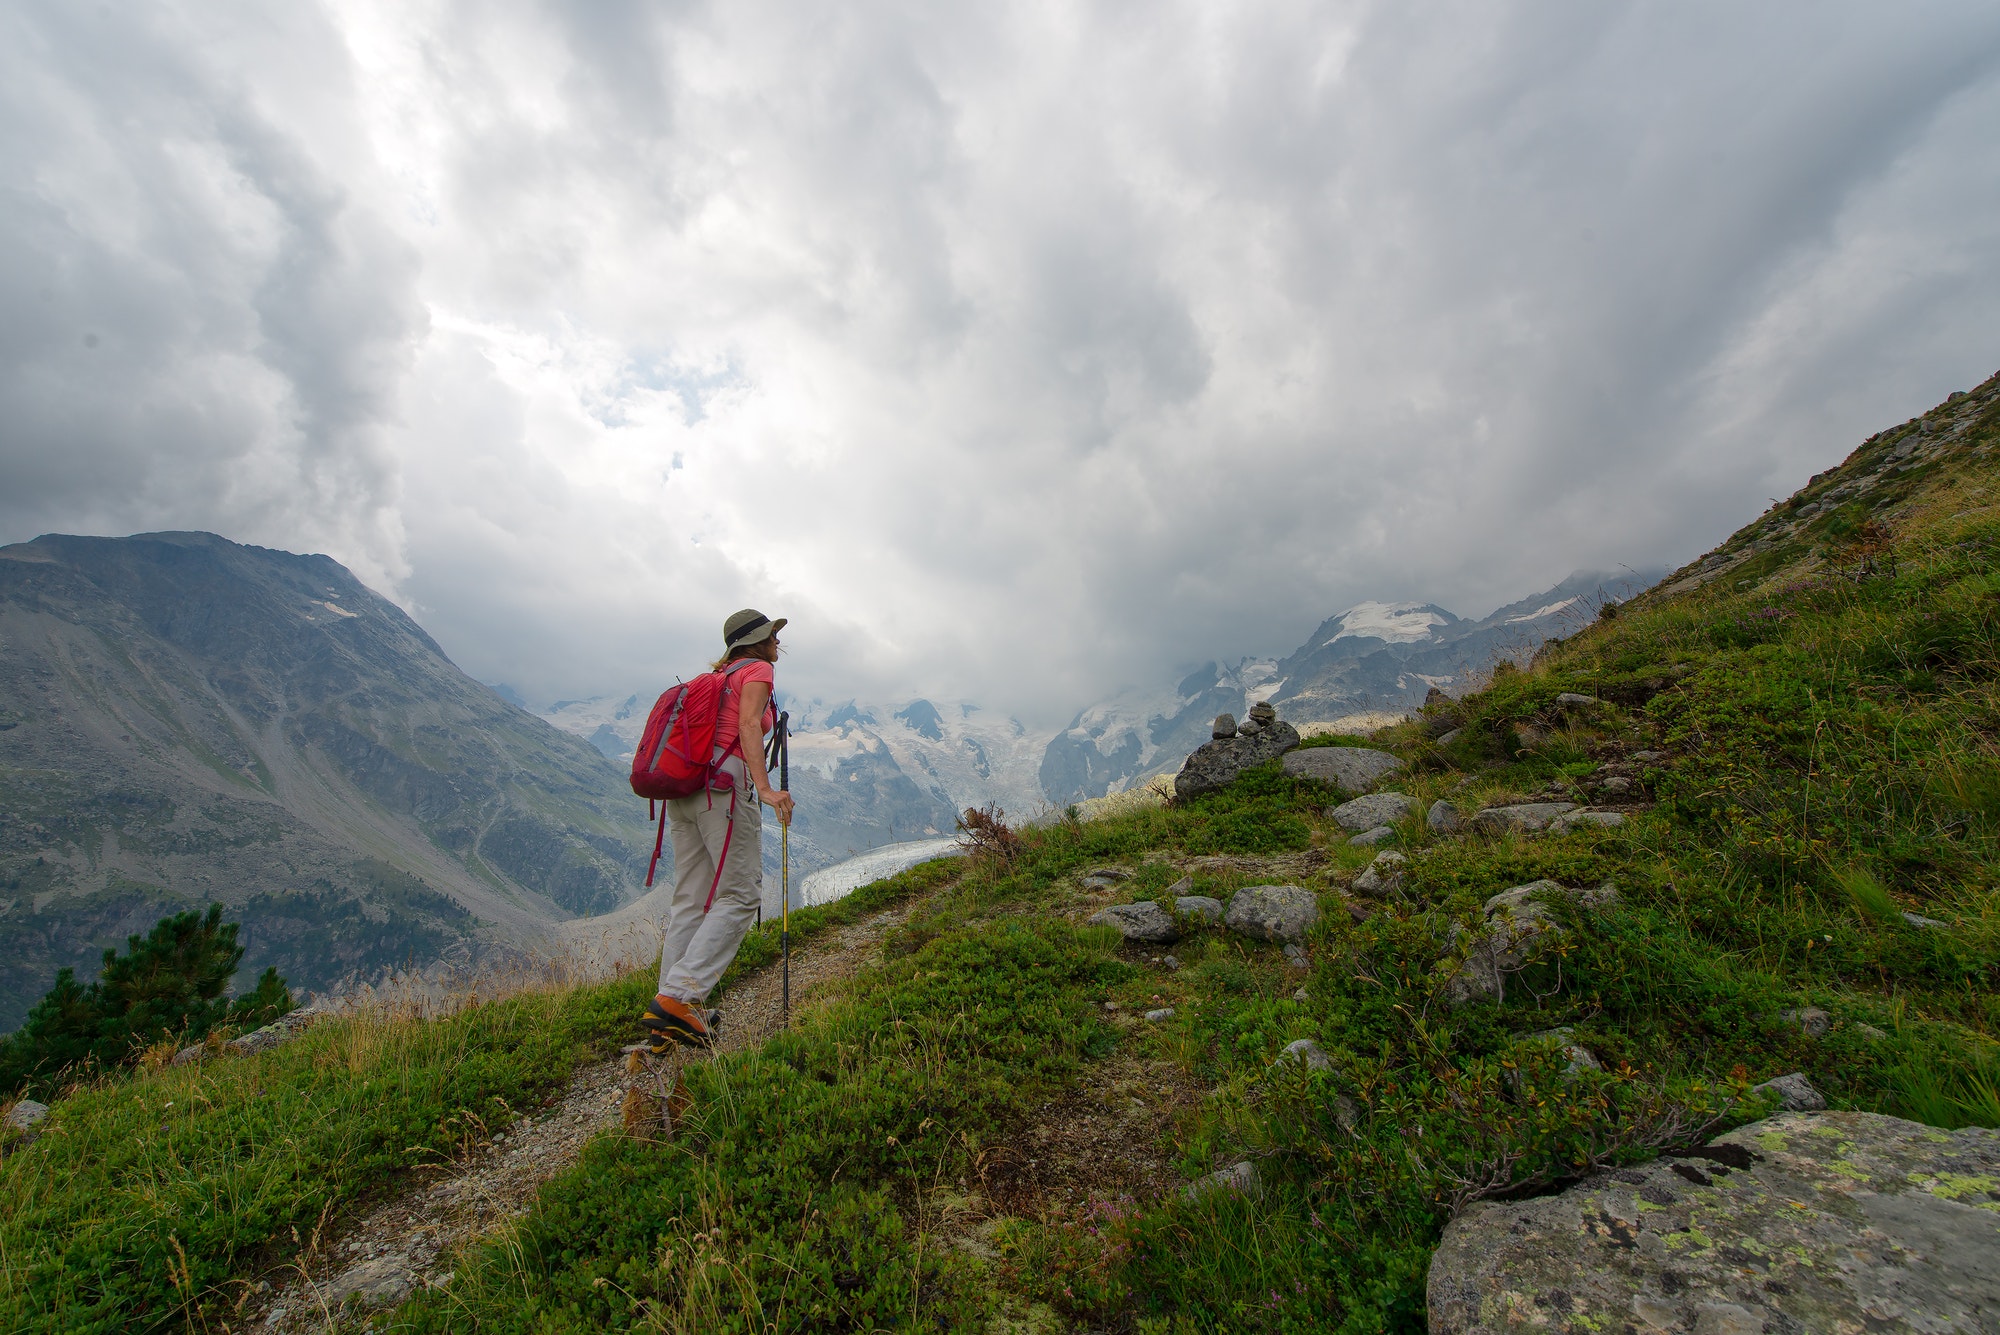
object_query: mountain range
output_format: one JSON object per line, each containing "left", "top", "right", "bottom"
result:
{"left": 0, "top": 532, "right": 654, "bottom": 1029}
{"left": 538, "top": 568, "right": 1662, "bottom": 877}
{"left": 0, "top": 532, "right": 1657, "bottom": 1029}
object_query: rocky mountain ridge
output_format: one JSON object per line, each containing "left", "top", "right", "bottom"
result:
{"left": 0, "top": 532, "right": 654, "bottom": 1028}
{"left": 1039, "top": 567, "right": 1663, "bottom": 806}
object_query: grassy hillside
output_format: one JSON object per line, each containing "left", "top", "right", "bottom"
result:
{"left": 4, "top": 372, "right": 1998, "bottom": 1332}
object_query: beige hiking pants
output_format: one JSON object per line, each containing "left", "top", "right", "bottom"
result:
{"left": 657, "top": 757, "right": 763, "bottom": 1005}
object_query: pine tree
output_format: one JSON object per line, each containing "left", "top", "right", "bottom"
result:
{"left": 0, "top": 905, "right": 292, "bottom": 1096}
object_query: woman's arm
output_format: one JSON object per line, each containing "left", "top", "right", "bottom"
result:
{"left": 737, "top": 679, "right": 794, "bottom": 825}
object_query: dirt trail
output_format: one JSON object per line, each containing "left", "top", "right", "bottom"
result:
{"left": 249, "top": 907, "right": 906, "bottom": 1332}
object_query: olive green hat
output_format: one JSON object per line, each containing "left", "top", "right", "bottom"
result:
{"left": 723, "top": 608, "right": 786, "bottom": 651}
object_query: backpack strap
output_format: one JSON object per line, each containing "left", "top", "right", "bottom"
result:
{"left": 702, "top": 783, "right": 739, "bottom": 913}
{"left": 644, "top": 801, "right": 669, "bottom": 887}
{"left": 705, "top": 657, "right": 765, "bottom": 793}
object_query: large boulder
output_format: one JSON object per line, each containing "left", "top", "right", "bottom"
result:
{"left": 1174, "top": 895, "right": 1226, "bottom": 923}
{"left": 1175, "top": 721, "right": 1302, "bottom": 799}
{"left": 1088, "top": 901, "right": 1179, "bottom": 944}
{"left": 1282, "top": 747, "right": 1403, "bottom": 792}
{"left": 1224, "top": 885, "right": 1321, "bottom": 943}
{"left": 1428, "top": 1112, "right": 2000, "bottom": 1334}
{"left": 1468, "top": 802, "right": 1576, "bottom": 834}
{"left": 1329, "top": 792, "right": 1415, "bottom": 832}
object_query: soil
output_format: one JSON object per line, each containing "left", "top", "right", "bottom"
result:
{"left": 244, "top": 907, "right": 910, "bottom": 1332}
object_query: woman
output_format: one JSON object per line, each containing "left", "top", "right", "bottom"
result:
{"left": 643, "top": 608, "right": 795, "bottom": 1049}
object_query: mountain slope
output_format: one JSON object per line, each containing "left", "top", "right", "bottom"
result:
{"left": 0, "top": 532, "right": 654, "bottom": 1027}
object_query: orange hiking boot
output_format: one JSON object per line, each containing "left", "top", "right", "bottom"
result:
{"left": 641, "top": 994, "right": 714, "bottom": 1050}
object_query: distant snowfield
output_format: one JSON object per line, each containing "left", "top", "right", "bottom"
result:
{"left": 1329, "top": 601, "right": 1451, "bottom": 644}
{"left": 795, "top": 838, "right": 966, "bottom": 907}
{"left": 1505, "top": 596, "right": 1581, "bottom": 624}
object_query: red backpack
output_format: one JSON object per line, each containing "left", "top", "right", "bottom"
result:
{"left": 630, "top": 659, "right": 758, "bottom": 889}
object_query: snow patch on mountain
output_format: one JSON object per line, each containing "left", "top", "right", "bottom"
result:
{"left": 1504, "top": 596, "right": 1582, "bottom": 624}
{"left": 1328, "top": 602, "right": 1453, "bottom": 644}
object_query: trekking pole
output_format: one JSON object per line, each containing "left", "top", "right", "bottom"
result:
{"left": 778, "top": 711, "right": 791, "bottom": 1027}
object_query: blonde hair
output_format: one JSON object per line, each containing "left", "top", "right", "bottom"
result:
{"left": 708, "top": 638, "right": 779, "bottom": 672}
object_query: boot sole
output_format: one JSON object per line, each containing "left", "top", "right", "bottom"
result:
{"left": 640, "top": 1009, "right": 712, "bottom": 1050}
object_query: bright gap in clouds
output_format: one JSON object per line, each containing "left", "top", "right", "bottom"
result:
{"left": 3, "top": 1, "right": 2000, "bottom": 722}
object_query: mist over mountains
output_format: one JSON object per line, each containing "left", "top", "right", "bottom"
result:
{"left": 538, "top": 568, "right": 1662, "bottom": 877}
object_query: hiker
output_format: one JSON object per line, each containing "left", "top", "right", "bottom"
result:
{"left": 643, "top": 609, "right": 795, "bottom": 1049}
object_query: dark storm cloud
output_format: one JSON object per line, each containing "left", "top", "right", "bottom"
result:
{"left": 3, "top": 1, "right": 1999, "bottom": 717}
{"left": 0, "top": 2, "right": 421, "bottom": 578}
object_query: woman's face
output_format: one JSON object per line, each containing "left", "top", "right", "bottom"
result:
{"left": 762, "top": 634, "right": 781, "bottom": 661}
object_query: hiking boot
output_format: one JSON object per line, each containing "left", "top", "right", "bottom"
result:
{"left": 644, "top": 1008, "right": 723, "bottom": 1055}
{"left": 641, "top": 994, "right": 713, "bottom": 1050}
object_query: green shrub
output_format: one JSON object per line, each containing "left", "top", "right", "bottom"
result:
{"left": 0, "top": 906, "right": 292, "bottom": 1097}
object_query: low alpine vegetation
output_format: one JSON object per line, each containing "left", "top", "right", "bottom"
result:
{"left": 0, "top": 904, "right": 292, "bottom": 1098}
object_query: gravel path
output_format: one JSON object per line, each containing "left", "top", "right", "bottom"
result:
{"left": 250, "top": 908, "right": 905, "bottom": 1332}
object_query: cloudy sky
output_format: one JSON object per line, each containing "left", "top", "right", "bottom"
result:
{"left": 5, "top": 1, "right": 2000, "bottom": 722}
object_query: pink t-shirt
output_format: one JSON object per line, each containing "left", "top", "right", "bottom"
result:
{"left": 713, "top": 659, "right": 776, "bottom": 760}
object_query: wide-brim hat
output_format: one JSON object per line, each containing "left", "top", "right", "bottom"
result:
{"left": 723, "top": 608, "right": 787, "bottom": 650}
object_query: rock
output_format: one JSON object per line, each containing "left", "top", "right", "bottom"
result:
{"left": 1162, "top": 954, "right": 1182, "bottom": 971}
{"left": 1184, "top": 1159, "right": 1262, "bottom": 1202}
{"left": 1629, "top": 749, "right": 1666, "bottom": 763}
{"left": 5, "top": 1099, "right": 49, "bottom": 1133}
{"left": 1088, "top": 901, "right": 1179, "bottom": 944}
{"left": 1428, "top": 1112, "right": 2000, "bottom": 1334}
{"left": 1145, "top": 1008, "right": 1175, "bottom": 1023}
{"left": 1552, "top": 692, "right": 1600, "bottom": 709}
{"left": 1522, "top": 1028, "right": 1601, "bottom": 1074}
{"left": 1595, "top": 775, "right": 1632, "bottom": 794}
{"left": 1345, "top": 900, "right": 1374, "bottom": 924}
{"left": 1348, "top": 825, "right": 1397, "bottom": 847}
{"left": 1224, "top": 885, "right": 1321, "bottom": 943}
{"left": 1081, "top": 866, "right": 1133, "bottom": 888}
{"left": 1292, "top": 986, "right": 1309, "bottom": 1002}
{"left": 1163, "top": 874, "right": 1194, "bottom": 895}
{"left": 321, "top": 1254, "right": 417, "bottom": 1310}
{"left": 1351, "top": 851, "right": 1408, "bottom": 899}
{"left": 1435, "top": 728, "right": 1463, "bottom": 745}
{"left": 1427, "top": 800, "right": 1462, "bottom": 833}
{"left": 1174, "top": 895, "right": 1225, "bottom": 922}
{"left": 1440, "top": 943, "right": 1505, "bottom": 1008}
{"left": 224, "top": 1006, "right": 320, "bottom": 1058}
{"left": 1329, "top": 791, "right": 1415, "bottom": 831}
{"left": 1467, "top": 802, "right": 1575, "bottom": 834}
{"left": 1237, "top": 718, "right": 1262, "bottom": 737}
{"left": 1903, "top": 910, "right": 1947, "bottom": 929}
{"left": 1439, "top": 882, "right": 1572, "bottom": 1007}
{"left": 1283, "top": 746, "right": 1403, "bottom": 793}
{"left": 172, "top": 1035, "right": 219, "bottom": 1066}
{"left": 1752, "top": 1072, "right": 1827, "bottom": 1111}
{"left": 1283, "top": 943, "right": 1309, "bottom": 970}
{"left": 1549, "top": 809, "right": 1625, "bottom": 833}
{"left": 1175, "top": 721, "right": 1302, "bottom": 799}
{"left": 1274, "top": 1037, "right": 1333, "bottom": 1072}
{"left": 1782, "top": 1005, "right": 1831, "bottom": 1039}
{"left": 1212, "top": 713, "right": 1237, "bottom": 739}
{"left": 1248, "top": 701, "right": 1277, "bottom": 726}
{"left": 1856, "top": 1022, "right": 1887, "bottom": 1041}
